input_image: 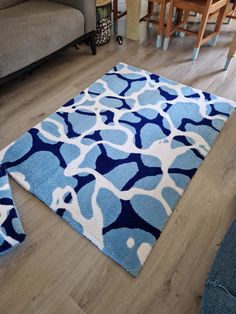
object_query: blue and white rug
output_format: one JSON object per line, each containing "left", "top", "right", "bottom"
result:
{"left": 0, "top": 63, "right": 235, "bottom": 276}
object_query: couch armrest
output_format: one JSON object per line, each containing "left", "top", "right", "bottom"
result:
{"left": 53, "top": 0, "right": 96, "bottom": 33}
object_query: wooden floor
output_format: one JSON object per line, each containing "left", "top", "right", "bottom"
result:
{"left": 0, "top": 10, "right": 236, "bottom": 314}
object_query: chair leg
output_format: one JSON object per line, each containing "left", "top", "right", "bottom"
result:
{"left": 148, "top": 1, "right": 154, "bottom": 18}
{"left": 226, "top": 16, "right": 232, "bottom": 25}
{"left": 233, "top": 2, "right": 236, "bottom": 16}
{"left": 173, "top": 7, "right": 177, "bottom": 21}
{"left": 179, "top": 10, "right": 189, "bottom": 37}
{"left": 113, "top": 0, "right": 118, "bottom": 23}
{"left": 226, "top": 2, "right": 236, "bottom": 24}
{"left": 192, "top": 48, "right": 200, "bottom": 61}
{"left": 224, "top": 57, "right": 233, "bottom": 70}
{"left": 225, "top": 32, "right": 236, "bottom": 70}
{"left": 192, "top": 11, "right": 210, "bottom": 60}
{"left": 113, "top": 0, "right": 119, "bottom": 32}
{"left": 163, "top": 37, "right": 170, "bottom": 50}
{"left": 156, "top": 35, "right": 163, "bottom": 48}
{"left": 179, "top": 25, "right": 187, "bottom": 37}
{"left": 143, "top": 1, "right": 154, "bottom": 28}
{"left": 156, "top": 1, "right": 166, "bottom": 48}
{"left": 174, "top": 9, "right": 184, "bottom": 36}
{"left": 209, "top": 34, "right": 219, "bottom": 47}
{"left": 163, "top": 0, "right": 175, "bottom": 50}
{"left": 210, "top": 5, "right": 228, "bottom": 47}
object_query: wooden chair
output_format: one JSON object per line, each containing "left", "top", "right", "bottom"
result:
{"left": 224, "top": 31, "right": 236, "bottom": 69}
{"left": 141, "top": 0, "right": 171, "bottom": 47}
{"left": 164, "top": 0, "right": 229, "bottom": 60}
{"left": 226, "top": 0, "right": 236, "bottom": 20}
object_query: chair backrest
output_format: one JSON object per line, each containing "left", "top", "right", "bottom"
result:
{"left": 206, "top": 0, "right": 214, "bottom": 6}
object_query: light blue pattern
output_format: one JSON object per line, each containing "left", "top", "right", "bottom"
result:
{"left": 162, "top": 187, "right": 180, "bottom": 209}
{"left": 0, "top": 63, "right": 235, "bottom": 276}
{"left": 77, "top": 181, "right": 96, "bottom": 219}
{"left": 68, "top": 110, "right": 97, "bottom": 134}
{"left": 141, "top": 123, "right": 167, "bottom": 147}
{"left": 100, "top": 129, "right": 127, "bottom": 145}
{"left": 97, "top": 188, "right": 122, "bottom": 227}
{"left": 105, "top": 162, "right": 138, "bottom": 190}
{"left": 103, "top": 228, "right": 156, "bottom": 276}
{"left": 131, "top": 195, "right": 168, "bottom": 231}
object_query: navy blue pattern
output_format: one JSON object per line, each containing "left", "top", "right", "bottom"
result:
{"left": 0, "top": 63, "right": 235, "bottom": 276}
{"left": 0, "top": 166, "right": 25, "bottom": 255}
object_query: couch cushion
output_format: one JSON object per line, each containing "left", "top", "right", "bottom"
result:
{"left": 53, "top": 0, "right": 96, "bottom": 33}
{"left": 0, "top": 0, "right": 26, "bottom": 10}
{"left": 0, "top": 0, "right": 85, "bottom": 78}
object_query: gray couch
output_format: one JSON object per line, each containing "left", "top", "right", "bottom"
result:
{"left": 0, "top": 0, "right": 96, "bottom": 83}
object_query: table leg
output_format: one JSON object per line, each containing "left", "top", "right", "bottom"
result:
{"left": 126, "top": 0, "right": 141, "bottom": 41}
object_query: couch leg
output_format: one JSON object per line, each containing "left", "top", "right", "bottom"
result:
{"left": 89, "top": 31, "right": 97, "bottom": 55}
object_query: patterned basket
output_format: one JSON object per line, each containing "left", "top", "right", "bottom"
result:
{"left": 96, "top": 1, "right": 112, "bottom": 46}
